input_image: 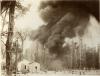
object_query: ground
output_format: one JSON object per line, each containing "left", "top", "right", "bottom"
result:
{"left": 12, "top": 73, "right": 100, "bottom": 76}
{"left": 2, "top": 70, "right": 100, "bottom": 76}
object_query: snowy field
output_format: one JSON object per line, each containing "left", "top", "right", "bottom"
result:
{"left": 2, "top": 70, "right": 100, "bottom": 76}
{"left": 12, "top": 73, "right": 100, "bottom": 76}
{"left": 12, "top": 72, "right": 100, "bottom": 76}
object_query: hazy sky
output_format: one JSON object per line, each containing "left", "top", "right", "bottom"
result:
{"left": 15, "top": 0, "right": 45, "bottom": 30}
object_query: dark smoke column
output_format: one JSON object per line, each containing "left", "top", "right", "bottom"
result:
{"left": 37, "top": 0, "right": 99, "bottom": 57}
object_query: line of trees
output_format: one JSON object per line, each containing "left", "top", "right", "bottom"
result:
{"left": 64, "top": 40, "right": 100, "bottom": 70}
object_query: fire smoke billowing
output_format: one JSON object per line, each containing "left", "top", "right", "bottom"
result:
{"left": 35, "top": 0, "right": 99, "bottom": 58}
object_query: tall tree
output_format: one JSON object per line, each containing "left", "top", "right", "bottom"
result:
{"left": 4, "top": 1, "right": 16, "bottom": 76}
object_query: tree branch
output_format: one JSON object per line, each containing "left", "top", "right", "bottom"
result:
{"left": 1, "top": 39, "right": 6, "bottom": 46}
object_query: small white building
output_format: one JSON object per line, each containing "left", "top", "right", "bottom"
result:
{"left": 17, "top": 59, "right": 30, "bottom": 74}
{"left": 28, "top": 62, "right": 40, "bottom": 73}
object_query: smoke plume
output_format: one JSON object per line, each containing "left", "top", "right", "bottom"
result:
{"left": 35, "top": 0, "right": 99, "bottom": 57}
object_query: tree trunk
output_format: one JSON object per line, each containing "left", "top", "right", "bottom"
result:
{"left": 6, "top": 1, "right": 15, "bottom": 76}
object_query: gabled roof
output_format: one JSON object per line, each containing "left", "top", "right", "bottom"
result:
{"left": 19, "top": 59, "right": 30, "bottom": 65}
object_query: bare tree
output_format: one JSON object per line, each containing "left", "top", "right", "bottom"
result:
{"left": 5, "top": 1, "right": 16, "bottom": 76}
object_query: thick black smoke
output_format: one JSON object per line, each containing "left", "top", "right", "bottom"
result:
{"left": 35, "top": 0, "right": 99, "bottom": 57}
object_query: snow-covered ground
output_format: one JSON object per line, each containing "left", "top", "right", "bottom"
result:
{"left": 2, "top": 70, "right": 100, "bottom": 76}
{"left": 12, "top": 73, "right": 100, "bottom": 76}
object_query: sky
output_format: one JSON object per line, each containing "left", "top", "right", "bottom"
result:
{"left": 15, "top": 0, "right": 45, "bottom": 31}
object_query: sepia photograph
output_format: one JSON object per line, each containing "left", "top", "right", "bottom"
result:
{"left": 0, "top": 0, "right": 100, "bottom": 76}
